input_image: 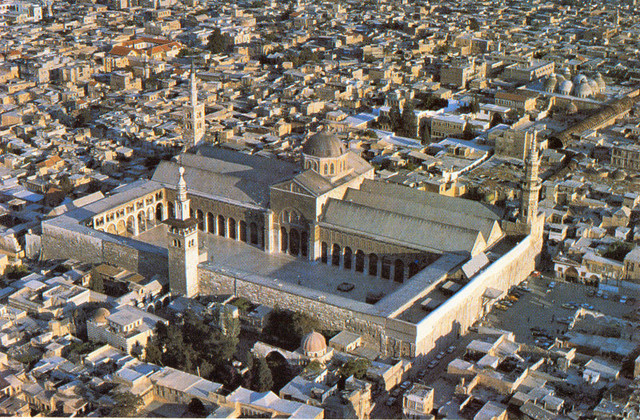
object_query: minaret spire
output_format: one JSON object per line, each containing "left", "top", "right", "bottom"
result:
{"left": 175, "top": 166, "right": 190, "bottom": 220}
{"left": 183, "top": 60, "right": 205, "bottom": 150}
{"left": 190, "top": 60, "right": 197, "bottom": 107}
{"left": 520, "top": 130, "right": 540, "bottom": 226}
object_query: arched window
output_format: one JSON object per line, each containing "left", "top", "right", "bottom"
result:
{"left": 330, "top": 163, "right": 335, "bottom": 174}
{"left": 324, "top": 163, "right": 328, "bottom": 174}
{"left": 207, "top": 212, "right": 214, "bottom": 233}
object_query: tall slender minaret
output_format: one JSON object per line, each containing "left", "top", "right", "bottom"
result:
{"left": 183, "top": 61, "right": 205, "bottom": 150}
{"left": 520, "top": 130, "right": 540, "bottom": 227}
{"left": 166, "top": 166, "right": 199, "bottom": 297}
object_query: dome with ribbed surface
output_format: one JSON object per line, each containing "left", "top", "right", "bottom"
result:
{"left": 91, "top": 307, "right": 110, "bottom": 323}
{"left": 301, "top": 330, "right": 327, "bottom": 356}
{"left": 303, "top": 132, "right": 345, "bottom": 158}
{"left": 558, "top": 80, "right": 573, "bottom": 95}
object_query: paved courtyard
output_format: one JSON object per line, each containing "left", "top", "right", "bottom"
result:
{"left": 136, "top": 225, "right": 402, "bottom": 303}
{"left": 485, "top": 274, "right": 639, "bottom": 346}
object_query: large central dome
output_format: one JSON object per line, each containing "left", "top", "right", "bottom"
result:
{"left": 303, "top": 132, "right": 345, "bottom": 158}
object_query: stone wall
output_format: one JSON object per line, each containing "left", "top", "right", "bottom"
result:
{"left": 42, "top": 222, "right": 104, "bottom": 265}
{"left": 199, "top": 268, "right": 387, "bottom": 343}
{"left": 42, "top": 220, "right": 168, "bottom": 280}
{"left": 410, "top": 232, "right": 542, "bottom": 361}
{"left": 199, "top": 229, "right": 542, "bottom": 360}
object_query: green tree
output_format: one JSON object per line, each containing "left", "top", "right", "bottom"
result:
{"left": 251, "top": 357, "right": 273, "bottom": 392}
{"left": 462, "top": 123, "right": 475, "bottom": 140}
{"left": 144, "top": 337, "right": 162, "bottom": 365}
{"left": 469, "top": 18, "right": 480, "bottom": 31}
{"left": 108, "top": 392, "right": 143, "bottom": 417}
{"left": 6, "top": 265, "right": 29, "bottom": 280}
{"left": 188, "top": 398, "right": 208, "bottom": 417}
{"left": 389, "top": 105, "right": 402, "bottom": 133}
{"left": 490, "top": 113, "right": 504, "bottom": 128}
{"left": 59, "top": 174, "right": 74, "bottom": 195}
{"left": 207, "top": 28, "right": 231, "bottom": 54}
{"left": 264, "top": 308, "right": 320, "bottom": 349}
{"left": 88, "top": 275, "right": 104, "bottom": 293}
{"left": 339, "top": 358, "right": 371, "bottom": 380}
{"left": 401, "top": 102, "right": 417, "bottom": 138}
{"left": 602, "top": 242, "right": 634, "bottom": 262}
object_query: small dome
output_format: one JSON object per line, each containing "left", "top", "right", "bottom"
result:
{"left": 574, "top": 80, "right": 592, "bottom": 98}
{"left": 303, "top": 132, "right": 345, "bottom": 158}
{"left": 543, "top": 74, "right": 557, "bottom": 92}
{"left": 595, "top": 73, "right": 606, "bottom": 91}
{"left": 573, "top": 74, "right": 588, "bottom": 85}
{"left": 91, "top": 308, "right": 110, "bottom": 323}
{"left": 566, "top": 101, "right": 578, "bottom": 114}
{"left": 612, "top": 169, "right": 627, "bottom": 181}
{"left": 558, "top": 80, "right": 573, "bottom": 95}
{"left": 301, "top": 330, "right": 327, "bottom": 355}
{"left": 563, "top": 68, "right": 572, "bottom": 79}
{"left": 588, "top": 79, "right": 599, "bottom": 93}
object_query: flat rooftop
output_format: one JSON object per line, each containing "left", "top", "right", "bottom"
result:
{"left": 135, "top": 225, "right": 402, "bottom": 304}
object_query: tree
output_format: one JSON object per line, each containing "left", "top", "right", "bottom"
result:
{"left": 188, "top": 398, "right": 208, "bottom": 417}
{"left": 338, "top": 358, "right": 371, "bottom": 380}
{"left": 108, "top": 392, "right": 143, "bottom": 417}
{"left": 389, "top": 105, "right": 402, "bottom": 133}
{"left": 469, "top": 18, "right": 480, "bottom": 31}
{"left": 264, "top": 308, "right": 320, "bottom": 350}
{"left": 88, "top": 275, "right": 104, "bottom": 294}
{"left": 490, "top": 113, "right": 504, "bottom": 128}
{"left": 602, "top": 241, "right": 633, "bottom": 262}
{"left": 6, "top": 265, "right": 29, "bottom": 280}
{"left": 462, "top": 123, "right": 475, "bottom": 140}
{"left": 251, "top": 357, "right": 273, "bottom": 392}
{"left": 144, "top": 337, "right": 162, "bottom": 365}
{"left": 207, "top": 28, "right": 231, "bottom": 54}
{"left": 59, "top": 174, "right": 74, "bottom": 195}
{"left": 401, "top": 102, "right": 417, "bottom": 138}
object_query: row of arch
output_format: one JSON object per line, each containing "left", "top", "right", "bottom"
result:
{"left": 280, "top": 227, "right": 309, "bottom": 257}
{"left": 320, "top": 242, "right": 423, "bottom": 283}
{"left": 102, "top": 202, "right": 166, "bottom": 236}
{"left": 172, "top": 204, "right": 262, "bottom": 247}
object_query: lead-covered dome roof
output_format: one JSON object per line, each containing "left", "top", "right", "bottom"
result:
{"left": 303, "top": 132, "right": 345, "bottom": 158}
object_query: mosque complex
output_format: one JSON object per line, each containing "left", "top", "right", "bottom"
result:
{"left": 42, "top": 68, "right": 544, "bottom": 360}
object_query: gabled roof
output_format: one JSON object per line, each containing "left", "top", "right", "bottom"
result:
{"left": 358, "top": 179, "right": 503, "bottom": 221}
{"left": 343, "top": 187, "right": 503, "bottom": 246}
{"left": 320, "top": 198, "right": 486, "bottom": 255}
{"left": 151, "top": 148, "right": 300, "bottom": 209}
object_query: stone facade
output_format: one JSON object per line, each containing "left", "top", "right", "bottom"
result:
{"left": 198, "top": 224, "right": 543, "bottom": 359}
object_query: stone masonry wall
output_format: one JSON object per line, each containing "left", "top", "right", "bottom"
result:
{"left": 43, "top": 222, "right": 168, "bottom": 280}
{"left": 199, "top": 269, "right": 387, "bottom": 345}
{"left": 408, "top": 232, "right": 542, "bottom": 362}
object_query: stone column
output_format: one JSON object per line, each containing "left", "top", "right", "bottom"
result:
{"left": 339, "top": 248, "right": 345, "bottom": 269}
{"left": 264, "top": 211, "right": 276, "bottom": 253}
{"left": 363, "top": 255, "right": 369, "bottom": 275}
{"left": 133, "top": 217, "right": 139, "bottom": 236}
{"left": 377, "top": 259, "right": 382, "bottom": 278}
{"left": 327, "top": 246, "right": 332, "bottom": 266}
{"left": 236, "top": 220, "right": 241, "bottom": 241}
{"left": 309, "top": 225, "right": 320, "bottom": 262}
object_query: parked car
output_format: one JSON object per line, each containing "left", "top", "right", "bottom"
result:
{"left": 427, "top": 360, "right": 438, "bottom": 369}
{"left": 436, "top": 351, "right": 446, "bottom": 360}
{"left": 386, "top": 397, "right": 396, "bottom": 407}
{"left": 447, "top": 345, "right": 456, "bottom": 353}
